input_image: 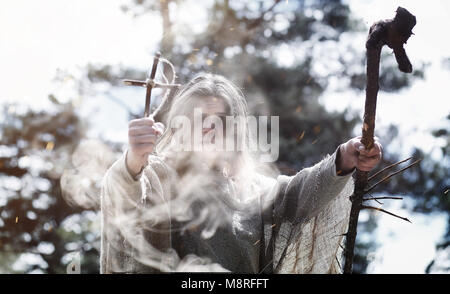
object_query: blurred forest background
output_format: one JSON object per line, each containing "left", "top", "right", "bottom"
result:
{"left": 0, "top": 0, "right": 449, "bottom": 273}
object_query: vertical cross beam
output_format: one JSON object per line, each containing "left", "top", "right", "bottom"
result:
{"left": 144, "top": 52, "right": 161, "bottom": 117}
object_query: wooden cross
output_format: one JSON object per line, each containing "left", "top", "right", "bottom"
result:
{"left": 123, "top": 52, "right": 180, "bottom": 117}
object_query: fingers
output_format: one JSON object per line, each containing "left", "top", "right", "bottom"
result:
{"left": 129, "top": 117, "right": 165, "bottom": 135}
{"left": 129, "top": 134, "right": 158, "bottom": 144}
{"left": 128, "top": 118, "right": 166, "bottom": 157}
{"left": 129, "top": 125, "right": 154, "bottom": 136}
{"left": 358, "top": 153, "right": 380, "bottom": 165}
{"left": 358, "top": 144, "right": 381, "bottom": 157}
{"left": 129, "top": 124, "right": 165, "bottom": 136}
{"left": 352, "top": 137, "right": 381, "bottom": 155}
{"left": 356, "top": 153, "right": 378, "bottom": 171}
{"left": 348, "top": 135, "right": 383, "bottom": 171}
{"left": 129, "top": 134, "right": 157, "bottom": 156}
{"left": 129, "top": 117, "right": 155, "bottom": 127}
{"left": 153, "top": 122, "right": 165, "bottom": 135}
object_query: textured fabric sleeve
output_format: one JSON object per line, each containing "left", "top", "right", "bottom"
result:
{"left": 266, "top": 144, "right": 355, "bottom": 273}
{"left": 100, "top": 150, "right": 144, "bottom": 217}
{"left": 274, "top": 144, "right": 355, "bottom": 223}
{"left": 100, "top": 150, "right": 143, "bottom": 274}
{"left": 100, "top": 151, "right": 173, "bottom": 274}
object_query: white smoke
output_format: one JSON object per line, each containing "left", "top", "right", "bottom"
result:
{"left": 60, "top": 139, "right": 116, "bottom": 209}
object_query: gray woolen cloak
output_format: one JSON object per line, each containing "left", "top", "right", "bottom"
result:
{"left": 100, "top": 144, "right": 355, "bottom": 273}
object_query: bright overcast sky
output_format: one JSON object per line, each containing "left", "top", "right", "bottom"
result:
{"left": 0, "top": 0, "right": 449, "bottom": 273}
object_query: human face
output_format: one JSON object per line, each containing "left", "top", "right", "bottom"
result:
{"left": 188, "top": 96, "right": 233, "bottom": 171}
{"left": 194, "top": 96, "right": 228, "bottom": 137}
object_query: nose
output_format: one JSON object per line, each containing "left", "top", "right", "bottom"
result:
{"left": 202, "top": 127, "right": 214, "bottom": 134}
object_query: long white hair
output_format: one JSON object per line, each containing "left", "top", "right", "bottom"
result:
{"left": 154, "top": 73, "right": 266, "bottom": 179}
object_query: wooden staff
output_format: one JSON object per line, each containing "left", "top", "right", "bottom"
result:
{"left": 343, "top": 7, "right": 416, "bottom": 274}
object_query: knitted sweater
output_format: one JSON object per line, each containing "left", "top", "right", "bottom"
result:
{"left": 100, "top": 145, "right": 355, "bottom": 274}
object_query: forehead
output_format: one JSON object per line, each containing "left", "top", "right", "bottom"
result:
{"left": 194, "top": 96, "right": 228, "bottom": 114}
